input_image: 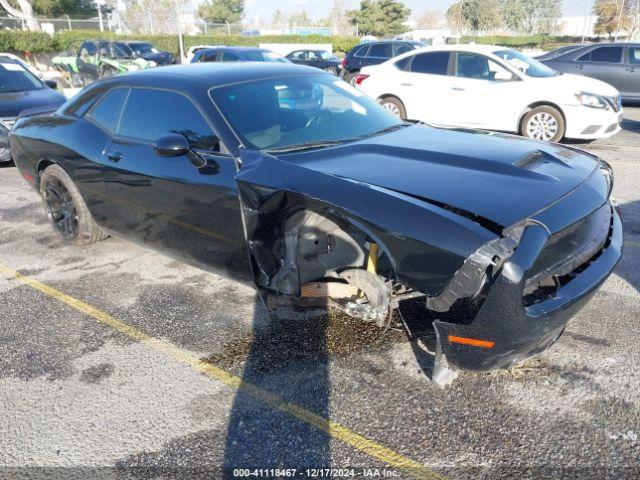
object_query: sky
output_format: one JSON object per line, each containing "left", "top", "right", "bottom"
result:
{"left": 241, "top": 0, "right": 595, "bottom": 23}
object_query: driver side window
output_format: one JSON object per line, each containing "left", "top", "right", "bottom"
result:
{"left": 118, "top": 88, "right": 224, "bottom": 153}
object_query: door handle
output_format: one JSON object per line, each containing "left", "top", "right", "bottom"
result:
{"left": 577, "top": 64, "right": 584, "bottom": 70}
{"left": 627, "top": 66, "right": 636, "bottom": 72}
{"left": 452, "top": 87, "right": 465, "bottom": 91}
{"left": 401, "top": 82, "right": 413, "bottom": 86}
{"left": 106, "top": 150, "right": 122, "bottom": 162}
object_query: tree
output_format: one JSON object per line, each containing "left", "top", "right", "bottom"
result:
{"left": 32, "top": 0, "right": 96, "bottom": 16}
{"left": 198, "top": 0, "right": 244, "bottom": 24}
{"left": 271, "top": 8, "right": 287, "bottom": 26}
{"left": 446, "top": 2, "right": 470, "bottom": 34}
{"left": 416, "top": 8, "right": 442, "bottom": 28}
{"left": 288, "top": 10, "right": 311, "bottom": 27}
{"left": 500, "top": 0, "right": 526, "bottom": 32}
{"left": 594, "top": 0, "right": 630, "bottom": 37}
{"left": 526, "top": 0, "right": 561, "bottom": 34}
{"left": 0, "top": 0, "right": 40, "bottom": 30}
{"left": 348, "top": 0, "right": 411, "bottom": 37}
{"left": 446, "top": 0, "right": 501, "bottom": 34}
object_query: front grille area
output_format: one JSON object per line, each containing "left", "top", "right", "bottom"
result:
{"left": 523, "top": 204, "right": 612, "bottom": 306}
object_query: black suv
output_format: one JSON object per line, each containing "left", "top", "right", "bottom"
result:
{"left": 340, "top": 40, "right": 425, "bottom": 84}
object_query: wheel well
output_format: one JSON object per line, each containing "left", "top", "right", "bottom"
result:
{"left": 518, "top": 101, "right": 566, "bottom": 134}
{"left": 36, "top": 159, "right": 56, "bottom": 185}
{"left": 267, "top": 208, "right": 395, "bottom": 295}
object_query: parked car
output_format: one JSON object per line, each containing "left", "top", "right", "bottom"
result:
{"left": 540, "top": 43, "right": 640, "bottom": 102}
{"left": 340, "top": 40, "right": 425, "bottom": 85}
{"left": 122, "top": 41, "right": 174, "bottom": 66}
{"left": 286, "top": 49, "right": 342, "bottom": 75}
{"left": 0, "top": 55, "right": 65, "bottom": 165}
{"left": 53, "top": 41, "right": 155, "bottom": 87}
{"left": 185, "top": 45, "right": 222, "bottom": 63}
{"left": 357, "top": 45, "right": 622, "bottom": 142}
{"left": 190, "top": 46, "right": 290, "bottom": 64}
{"left": 535, "top": 44, "right": 585, "bottom": 61}
{"left": 9, "top": 63, "right": 621, "bottom": 383}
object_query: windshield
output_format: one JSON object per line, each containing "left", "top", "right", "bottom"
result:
{"left": 113, "top": 43, "right": 135, "bottom": 59}
{"left": 0, "top": 61, "right": 43, "bottom": 92}
{"left": 210, "top": 74, "right": 402, "bottom": 151}
{"left": 494, "top": 49, "right": 558, "bottom": 78}
{"left": 242, "top": 50, "right": 289, "bottom": 63}
{"left": 130, "top": 43, "right": 156, "bottom": 55}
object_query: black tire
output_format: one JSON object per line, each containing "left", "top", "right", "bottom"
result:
{"left": 521, "top": 105, "right": 565, "bottom": 142}
{"left": 378, "top": 96, "right": 407, "bottom": 119}
{"left": 39, "top": 164, "right": 108, "bottom": 246}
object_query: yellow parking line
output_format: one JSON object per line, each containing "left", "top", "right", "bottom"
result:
{"left": 0, "top": 262, "right": 444, "bottom": 480}
{"left": 626, "top": 240, "right": 640, "bottom": 249}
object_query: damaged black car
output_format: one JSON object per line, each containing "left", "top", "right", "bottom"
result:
{"left": 9, "top": 63, "right": 622, "bottom": 383}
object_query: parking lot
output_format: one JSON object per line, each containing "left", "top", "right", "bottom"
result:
{"left": 1, "top": 109, "right": 639, "bottom": 479}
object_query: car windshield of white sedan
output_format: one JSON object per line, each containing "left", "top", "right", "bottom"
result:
{"left": 0, "top": 61, "right": 43, "bottom": 92}
{"left": 494, "top": 49, "right": 557, "bottom": 78}
{"left": 210, "top": 75, "right": 403, "bottom": 151}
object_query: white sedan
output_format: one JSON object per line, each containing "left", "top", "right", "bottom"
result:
{"left": 355, "top": 45, "right": 623, "bottom": 142}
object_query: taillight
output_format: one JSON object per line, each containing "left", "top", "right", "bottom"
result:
{"left": 354, "top": 74, "right": 369, "bottom": 85}
{"left": 342, "top": 57, "right": 347, "bottom": 68}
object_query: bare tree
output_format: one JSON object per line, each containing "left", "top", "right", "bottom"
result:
{"left": 0, "top": 0, "right": 40, "bottom": 31}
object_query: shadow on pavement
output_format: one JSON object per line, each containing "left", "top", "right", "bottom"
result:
{"left": 222, "top": 295, "right": 331, "bottom": 475}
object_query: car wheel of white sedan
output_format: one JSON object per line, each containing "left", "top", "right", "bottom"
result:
{"left": 378, "top": 96, "right": 406, "bottom": 119}
{"left": 522, "top": 106, "right": 565, "bottom": 143}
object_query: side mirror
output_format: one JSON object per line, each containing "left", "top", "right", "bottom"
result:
{"left": 45, "top": 80, "right": 57, "bottom": 89}
{"left": 154, "top": 133, "right": 190, "bottom": 157}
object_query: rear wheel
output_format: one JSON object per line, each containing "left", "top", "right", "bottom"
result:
{"left": 344, "top": 72, "right": 358, "bottom": 86}
{"left": 40, "top": 164, "right": 107, "bottom": 246}
{"left": 324, "top": 66, "right": 338, "bottom": 75}
{"left": 378, "top": 96, "right": 406, "bottom": 119}
{"left": 521, "top": 105, "right": 565, "bottom": 142}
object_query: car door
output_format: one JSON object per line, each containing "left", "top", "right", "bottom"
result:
{"left": 77, "top": 41, "right": 99, "bottom": 79}
{"left": 364, "top": 43, "right": 393, "bottom": 68}
{"left": 287, "top": 50, "right": 306, "bottom": 65}
{"left": 73, "top": 87, "right": 130, "bottom": 227}
{"left": 622, "top": 45, "right": 640, "bottom": 100}
{"left": 575, "top": 46, "right": 624, "bottom": 90}
{"left": 100, "top": 87, "right": 251, "bottom": 280}
{"left": 447, "top": 52, "right": 524, "bottom": 131}
{"left": 392, "top": 51, "right": 454, "bottom": 125}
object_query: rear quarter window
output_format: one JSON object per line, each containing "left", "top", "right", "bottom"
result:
{"left": 86, "top": 87, "right": 129, "bottom": 132}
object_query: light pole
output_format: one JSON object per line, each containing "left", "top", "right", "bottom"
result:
{"left": 96, "top": 0, "right": 104, "bottom": 32}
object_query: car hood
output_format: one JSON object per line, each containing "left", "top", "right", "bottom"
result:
{"left": 531, "top": 72, "right": 620, "bottom": 96}
{"left": 281, "top": 125, "right": 601, "bottom": 228}
{"left": 0, "top": 88, "right": 66, "bottom": 118}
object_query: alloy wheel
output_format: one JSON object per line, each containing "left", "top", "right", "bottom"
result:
{"left": 381, "top": 101, "right": 401, "bottom": 118}
{"left": 43, "top": 177, "right": 79, "bottom": 240}
{"left": 526, "top": 112, "right": 559, "bottom": 141}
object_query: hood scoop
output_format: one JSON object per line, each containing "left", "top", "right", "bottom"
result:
{"left": 513, "top": 150, "right": 569, "bottom": 170}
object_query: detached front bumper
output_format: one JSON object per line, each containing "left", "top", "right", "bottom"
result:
{"left": 434, "top": 206, "right": 622, "bottom": 372}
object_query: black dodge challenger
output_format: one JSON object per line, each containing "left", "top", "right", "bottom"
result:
{"left": 10, "top": 63, "right": 622, "bottom": 383}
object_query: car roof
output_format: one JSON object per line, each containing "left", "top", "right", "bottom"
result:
{"left": 106, "top": 62, "right": 318, "bottom": 87}
{"left": 201, "top": 46, "right": 269, "bottom": 52}
{"left": 412, "top": 44, "right": 506, "bottom": 54}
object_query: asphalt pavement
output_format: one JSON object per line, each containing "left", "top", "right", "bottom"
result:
{"left": 1, "top": 110, "right": 639, "bottom": 480}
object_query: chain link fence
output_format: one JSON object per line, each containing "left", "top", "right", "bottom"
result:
{"left": 0, "top": 15, "right": 355, "bottom": 37}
